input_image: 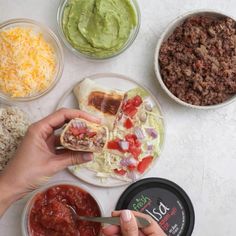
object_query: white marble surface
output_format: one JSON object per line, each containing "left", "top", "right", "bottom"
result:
{"left": 1, "top": 0, "right": 236, "bottom": 235}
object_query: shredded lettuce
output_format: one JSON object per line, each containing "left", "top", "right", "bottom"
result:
{"left": 76, "top": 87, "right": 164, "bottom": 182}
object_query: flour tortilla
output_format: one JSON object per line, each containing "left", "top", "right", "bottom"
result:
{"left": 73, "top": 78, "right": 125, "bottom": 130}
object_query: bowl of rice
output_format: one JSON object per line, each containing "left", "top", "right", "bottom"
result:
{"left": 0, "top": 106, "right": 30, "bottom": 171}
{"left": 0, "top": 18, "right": 64, "bottom": 102}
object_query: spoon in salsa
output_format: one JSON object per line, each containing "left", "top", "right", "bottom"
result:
{"left": 67, "top": 205, "right": 150, "bottom": 228}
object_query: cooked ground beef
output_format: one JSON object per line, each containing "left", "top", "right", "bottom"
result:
{"left": 159, "top": 15, "right": 236, "bottom": 106}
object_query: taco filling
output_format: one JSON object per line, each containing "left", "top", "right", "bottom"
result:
{"left": 61, "top": 118, "right": 108, "bottom": 152}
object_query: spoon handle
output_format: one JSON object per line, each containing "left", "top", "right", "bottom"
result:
{"left": 79, "top": 216, "right": 150, "bottom": 228}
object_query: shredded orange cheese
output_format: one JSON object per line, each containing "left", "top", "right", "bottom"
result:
{"left": 0, "top": 27, "right": 56, "bottom": 97}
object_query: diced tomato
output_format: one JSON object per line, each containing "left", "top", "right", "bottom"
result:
{"left": 114, "top": 169, "right": 126, "bottom": 176}
{"left": 127, "top": 107, "right": 138, "bottom": 118}
{"left": 125, "top": 134, "right": 137, "bottom": 143}
{"left": 122, "top": 99, "right": 132, "bottom": 110}
{"left": 124, "top": 134, "right": 142, "bottom": 159}
{"left": 70, "top": 127, "right": 80, "bottom": 136}
{"left": 128, "top": 165, "right": 136, "bottom": 171}
{"left": 126, "top": 134, "right": 140, "bottom": 146}
{"left": 122, "top": 96, "right": 142, "bottom": 117}
{"left": 132, "top": 95, "right": 143, "bottom": 107}
{"left": 122, "top": 99, "right": 138, "bottom": 118}
{"left": 107, "top": 140, "right": 120, "bottom": 150}
{"left": 79, "top": 128, "right": 87, "bottom": 134}
{"left": 134, "top": 139, "right": 141, "bottom": 148}
{"left": 124, "top": 118, "right": 133, "bottom": 129}
{"left": 122, "top": 106, "right": 131, "bottom": 115}
{"left": 69, "top": 127, "right": 87, "bottom": 136}
{"left": 137, "top": 156, "right": 154, "bottom": 174}
{"left": 87, "top": 132, "right": 97, "bottom": 138}
{"left": 108, "top": 133, "right": 142, "bottom": 158}
{"left": 79, "top": 133, "right": 85, "bottom": 139}
{"left": 129, "top": 146, "right": 142, "bottom": 160}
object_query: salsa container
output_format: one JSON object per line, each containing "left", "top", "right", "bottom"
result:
{"left": 116, "top": 178, "right": 195, "bottom": 236}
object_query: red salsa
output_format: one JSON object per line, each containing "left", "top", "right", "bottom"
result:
{"left": 28, "top": 184, "right": 101, "bottom": 236}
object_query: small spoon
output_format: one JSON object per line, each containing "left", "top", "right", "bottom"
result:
{"left": 67, "top": 205, "right": 150, "bottom": 228}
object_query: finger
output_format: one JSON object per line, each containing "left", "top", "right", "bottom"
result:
{"left": 138, "top": 231, "right": 146, "bottom": 236}
{"left": 53, "top": 135, "right": 61, "bottom": 146}
{"left": 102, "top": 225, "right": 120, "bottom": 235}
{"left": 53, "top": 135, "right": 62, "bottom": 151}
{"left": 132, "top": 211, "right": 165, "bottom": 236}
{"left": 46, "top": 134, "right": 56, "bottom": 148}
{"left": 35, "top": 108, "right": 101, "bottom": 138}
{"left": 120, "top": 210, "right": 139, "bottom": 236}
{"left": 113, "top": 211, "right": 166, "bottom": 236}
{"left": 112, "top": 211, "right": 121, "bottom": 217}
{"left": 47, "top": 135, "right": 61, "bottom": 152}
{"left": 55, "top": 148, "right": 68, "bottom": 155}
{"left": 54, "top": 151, "right": 93, "bottom": 171}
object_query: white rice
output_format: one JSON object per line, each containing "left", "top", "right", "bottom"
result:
{"left": 0, "top": 107, "right": 30, "bottom": 171}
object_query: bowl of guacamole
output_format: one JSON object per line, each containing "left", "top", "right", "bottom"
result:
{"left": 57, "top": 0, "right": 140, "bottom": 60}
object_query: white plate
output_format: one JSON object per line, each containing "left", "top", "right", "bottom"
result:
{"left": 56, "top": 73, "right": 165, "bottom": 187}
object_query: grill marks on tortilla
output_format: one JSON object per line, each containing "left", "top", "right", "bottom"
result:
{"left": 73, "top": 78, "right": 126, "bottom": 130}
{"left": 88, "top": 91, "right": 123, "bottom": 115}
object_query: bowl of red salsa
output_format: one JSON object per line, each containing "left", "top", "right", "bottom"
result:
{"left": 22, "top": 182, "right": 102, "bottom": 236}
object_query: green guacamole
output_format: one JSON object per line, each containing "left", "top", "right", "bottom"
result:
{"left": 62, "top": 0, "right": 137, "bottom": 58}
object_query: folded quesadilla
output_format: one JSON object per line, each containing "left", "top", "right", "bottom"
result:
{"left": 73, "top": 79, "right": 126, "bottom": 130}
{"left": 60, "top": 118, "right": 109, "bottom": 152}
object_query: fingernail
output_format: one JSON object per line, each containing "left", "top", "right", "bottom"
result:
{"left": 82, "top": 153, "right": 93, "bottom": 161}
{"left": 121, "top": 210, "right": 132, "bottom": 222}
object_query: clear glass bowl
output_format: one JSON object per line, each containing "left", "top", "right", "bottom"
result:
{"left": 0, "top": 18, "right": 64, "bottom": 103}
{"left": 57, "top": 0, "right": 141, "bottom": 60}
{"left": 21, "top": 181, "right": 104, "bottom": 236}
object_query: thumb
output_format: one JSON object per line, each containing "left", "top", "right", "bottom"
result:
{"left": 120, "top": 210, "right": 139, "bottom": 236}
{"left": 55, "top": 151, "right": 93, "bottom": 170}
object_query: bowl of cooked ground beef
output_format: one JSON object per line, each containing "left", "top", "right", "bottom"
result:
{"left": 155, "top": 10, "right": 236, "bottom": 109}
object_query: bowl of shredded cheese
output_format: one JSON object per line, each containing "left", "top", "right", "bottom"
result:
{"left": 0, "top": 18, "right": 64, "bottom": 102}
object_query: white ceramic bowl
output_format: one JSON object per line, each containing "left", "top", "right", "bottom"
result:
{"left": 154, "top": 10, "right": 236, "bottom": 109}
{"left": 21, "top": 181, "right": 104, "bottom": 236}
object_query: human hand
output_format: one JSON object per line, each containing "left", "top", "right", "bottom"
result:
{"left": 0, "top": 108, "right": 100, "bottom": 217}
{"left": 102, "top": 210, "right": 166, "bottom": 236}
